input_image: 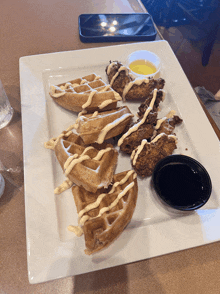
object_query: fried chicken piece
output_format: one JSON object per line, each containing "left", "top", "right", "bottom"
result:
{"left": 137, "top": 110, "right": 158, "bottom": 126}
{"left": 152, "top": 110, "right": 183, "bottom": 139}
{"left": 120, "top": 124, "right": 154, "bottom": 154}
{"left": 138, "top": 89, "right": 165, "bottom": 118}
{"left": 168, "top": 115, "right": 183, "bottom": 127}
{"left": 119, "top": 88, "right": 160, "bottom": 154}
{"left": 124, "top": 78, "right": 165, "bottom": 101}
{"left": 105, "top": 61, "right": 134, "bottom": 97}
{"left": 156, "top": 116, "right": 182, "bottom": 135}
{"left": 131, "top": 133, "right": 177, "bottom": 177}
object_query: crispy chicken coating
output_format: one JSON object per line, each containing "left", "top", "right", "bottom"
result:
{"left": 131, "top": 134, "right": 177, "bottom": 177}
{"left": 137, "top": 89, "right": 165, "bottom": 117}
{"left": 124, "top": 78, "right": 165, "bottom": 101}
{"left": 106, "top": 61, "right": 134, "bottom": 97}
{"left": 120, "top": 124, "right": 154, "bottom": 154}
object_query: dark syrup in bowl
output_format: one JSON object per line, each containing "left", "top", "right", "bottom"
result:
{"left": 152, "top": 155, "right": 212, "bottom": 210}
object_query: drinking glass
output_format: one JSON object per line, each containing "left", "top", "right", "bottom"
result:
{"left": 0, "top": 80, "right": 14, "bottom": 129}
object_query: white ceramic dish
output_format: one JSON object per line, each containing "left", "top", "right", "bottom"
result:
{"left": 20, "top": 40, "right": 220, "bottom": 284}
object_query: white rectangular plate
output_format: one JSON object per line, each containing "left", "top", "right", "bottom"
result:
{"left": 20, "top": 41, "right": 220, "bottom": 284}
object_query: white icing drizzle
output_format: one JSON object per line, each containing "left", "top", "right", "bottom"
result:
{"left": 82, "top": 90, "right": 97, "bottom": 109}
{"left": 98, "top": 99, "right": 114, "bottom": 109}
{"left": 96, "top": 113, "right": 133, "bottom": 144}
{"left": 92, "top": 111, "right": 99, "bottom": 117}
{"left": 64, "top": 146, "right": 113, "bottom": 176}
{"left": 44, "top": 130, "right": 72, "bottom": 150}
{"left": 68, "top": 225, "right": 83, "bottom": 237}
{"left": 99, "top": 85, "right": 122, "bottom": 101}
{"left": 80, "top": 79, "right": 87, "bottom": 84}
{"left": 99, "top": 85, "right": 111, "bottom": 92}
{"left": 65, "top": 155, "right": 90, "bottom": 176}
{"left": 131, "top": 139, "right": 148, "bottom": 165}
{"left": 44, "top": 122, "right": 76, "bottom": 150}
{"left": 50, "top": 85, "right": 65, "bottom": 98}
{"left": 107, "top": 62, "right": 117, "bottom": 75}
{"left": 79, "top": 182, "right": 134, "bottom": 226}
{"left": 72, "top": 110, "right": 88, "bottom": 129}
{"left": 93, "top": 147, "right": 112, "bottom": 161}
{"left": 110, "top": 66, "right": 129, "bottom": 87}
{"left": 54, "top": 178, "right": 74, "bottom": 194}
{"left": 113, "top": 91, "right": 122, "bottom": 100}
{"left": 50, "top": 76, "right": 96, "bottom": 98}
{"left": 71, "top": 83, "right": 80, "bottom": 87}
{"left": 78, "top": 170, "right": 136, "bottom": 219}
{"left": 60, "top": 82, "right": 73, "bottom": 90}
{"left": 122, "top": 78, "right": 149, "bottom": 99}
{"left": 64, "top": 154, "right": 79, "bottom": 170}
{"left": 118, "top": 89, "right": 158, "bottom": 147}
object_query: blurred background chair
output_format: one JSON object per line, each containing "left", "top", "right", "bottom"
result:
{"left": 141, "top": 0, "right": 220, "bottom": 65}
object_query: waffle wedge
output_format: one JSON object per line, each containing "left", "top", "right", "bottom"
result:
{"left": 72, "top": 170, "right": 138, "bottom": 255}
{"left": 75, "top": 106, "right": 133, "bottom": 145}
{"left": 49, "top": 73, "right": 122, "bottom": 113}
{"left": 55, "top": 137, "right": 118, "bottom": 193}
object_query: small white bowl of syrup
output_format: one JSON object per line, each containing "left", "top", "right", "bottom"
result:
{"left": 127, "top": 50, "right": 161, "bottom": 79}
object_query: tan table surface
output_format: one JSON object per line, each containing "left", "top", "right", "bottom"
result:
{"left": 1, "top": 0, "right": 220, "bottom": 293}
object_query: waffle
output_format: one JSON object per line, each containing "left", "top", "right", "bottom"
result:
{"left": 75, "top": 106, "right": 133, "bottom": 145}
{"left": 54, "top": 137, "right": 118, "bottom": 193}
{"left": 71, "top": 170, "right": 138, "bottom": 255}
{"left": 49, "top": 73, "right": 122, "bottom": 113}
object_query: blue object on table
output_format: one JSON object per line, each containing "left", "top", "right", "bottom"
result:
{"left": 78, "top": 13, "right": 157, "bottom": 43}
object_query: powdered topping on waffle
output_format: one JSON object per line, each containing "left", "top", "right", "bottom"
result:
{"left": 55, "top": 138, "right": 118, "bottom": 193}
{"left": 50, "top": 78, "right": 90, "bottom": 98}
{"left": 96, "top": 112, "right": 133, "bottom": 144}
{"left": 93, "top": 147, "right": 112, "bottom": 160}
{"left": 54, "top": 178, "right": 74, "bottom": 194}
{"left": 75, "top": 106, "right": 133, "bottom": 145}
{"left": 44, "top": 123, "right": 76, "bottom": 150}
{"left": 50, "top": 85, "right": 65, "bottom": 98}
{"left": 99, "top": 99, "right": 116, "bottom": 109}
{"left": 79, "top": 181, "right": 135, "bottom": 226}
{"left": 64, "top": 146, "right": 98, "bottom": 175}
{"left": 70, "top": 170, "right": 137, "bottom": 230}
{"left": 78, "top": 170, "right": 136, "bottom": 219}
{"left": 82, "top": 90, "right": 97, "bottom": 109}
{"left": 118, "top": 88, "right": 158, "bottom": 147}
{"left": 64, "top": 146, "right": 114, "bottom": 176}
{"left": 65, "top": 155, "right": 90, "bottom": 176}
{"left": 44, "top": 130, "right": 72, "bottom": 150}
{"left": 50, "top": 73, "right": 122, "bottom": 113}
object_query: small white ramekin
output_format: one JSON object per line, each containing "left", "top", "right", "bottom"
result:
{"left": 126, "top": 50, "right": 161, "bottom": 79}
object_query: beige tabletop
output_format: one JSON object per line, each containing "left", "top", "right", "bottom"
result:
{"left": 1, "top": 0, "right": 220, "bottom": 293}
